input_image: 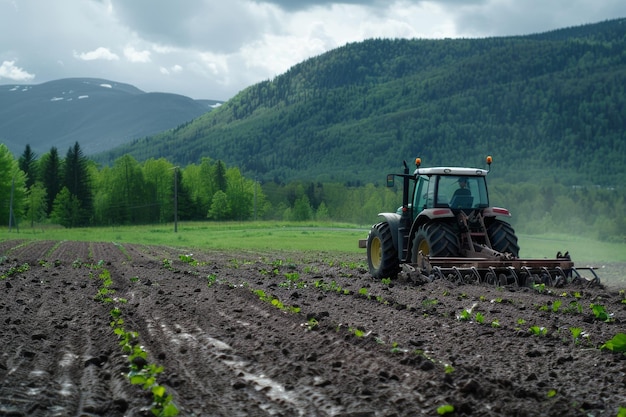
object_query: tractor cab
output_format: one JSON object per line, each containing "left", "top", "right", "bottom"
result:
{"left": 412, "top": 169, "right": 490, "bottom": 215}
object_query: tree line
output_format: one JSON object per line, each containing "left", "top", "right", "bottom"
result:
{"left": 3, "top": 142, "right": 624, "bottom": 243}
{"left": 3, "top": 142, "right": 267, "bottom": 228}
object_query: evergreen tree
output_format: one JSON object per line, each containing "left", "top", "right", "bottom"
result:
{"left": 39, "top": 147, "right": 62, "bottom": 216}
{"left": 18, "top": 144, "right": 38, "bottom": 190}
{"left": 214, "top": 160, "right": 227, "bottom": 192}
{"left": 63, "top": 142, "right": 93, "bottom": 225}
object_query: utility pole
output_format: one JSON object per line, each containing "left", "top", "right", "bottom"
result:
{"left": 173, "top": 167, "right": 179, "bottom": 233}
{"left": 8, "top": 175, "right": 15, "bottom": 232}
{"left": 254, "top": 177, "right": 257, "bottom": 221}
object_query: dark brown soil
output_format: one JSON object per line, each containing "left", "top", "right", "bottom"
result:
{"left": 1, "top": 239, "right": 625, "bottom": 417}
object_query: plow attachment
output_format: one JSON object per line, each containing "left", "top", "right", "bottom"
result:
{"left": 404, "top": 252, "right": 601, "bottom": 287}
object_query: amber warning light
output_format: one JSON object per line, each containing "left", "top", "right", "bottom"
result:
{"left": 415, "top": 157, "right": 421, "bottom": 168}
{"left": 486, "top": 155, "right": 493, "bottom": 165}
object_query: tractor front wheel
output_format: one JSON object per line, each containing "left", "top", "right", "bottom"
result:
{"left": 411, "top": 221, "right": 460, "bottom": 260}
{"left": 367, "top": 222, "right": 399, "bottom": 279}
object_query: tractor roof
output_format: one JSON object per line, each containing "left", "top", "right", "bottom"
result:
{"left": 414, "top": 167, "right": 488, "bottom": 176}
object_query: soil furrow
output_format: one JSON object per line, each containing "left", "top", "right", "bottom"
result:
{"left": 0, "top": 240, "right": 624, "bottom": 416}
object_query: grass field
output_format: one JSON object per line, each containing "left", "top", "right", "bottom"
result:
{"left": 3, "top": 221, "right": 625, "bottom": 286}
{"left": 3, "top": 221, "right": 625, "bottom": 263}
{"left": 2, "top": 222, "right": 366, "bottom": 254}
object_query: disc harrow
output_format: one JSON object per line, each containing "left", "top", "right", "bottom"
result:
{"left": 402, "top": 252, "right": 601, "bottom": 287}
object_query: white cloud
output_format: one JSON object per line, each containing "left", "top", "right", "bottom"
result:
{"left": 1, "top": 0, "right": 624, "bottom": 100}
{"left": 237, "top": 2, "right": 459, "bottom": 81}
{"left": 124, "top": 46, "right": 151, "bottom": 63}
{"left": 0, "top": 60, "right": 35, "bottom": 81}
{"left": 152, "top": 44, "right": 177, "bottom": 54}
{"left": 159, "top": 64, "right": 184, "bottom": 75}
{"left": 73, "top": 47, "right": 120, "bottom": 61}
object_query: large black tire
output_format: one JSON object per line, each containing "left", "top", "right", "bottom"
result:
{"left": 367, "top": 222, "right": 400, "bottom": 279}
{"left": 486, "top": 219, "right": 520, "bottom": 257}
{"left": 411, "top": 221, "right": 460, "bottom": 260}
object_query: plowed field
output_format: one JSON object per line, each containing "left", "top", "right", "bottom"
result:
{"left": 0, "top": 239, "right": 625, "bottom": 417}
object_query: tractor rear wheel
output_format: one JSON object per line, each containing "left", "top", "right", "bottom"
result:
{"left": 411, "top": 221, "right": 460, "bottom": 260}
{"left": 486, "top": 219, "right": 520, "bottom": 257}
{"left": 367, "top": 222, "right": 399, "bottom": 279}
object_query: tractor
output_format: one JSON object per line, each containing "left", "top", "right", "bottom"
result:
{"left": 360, "top": 157, "right": 599, "bottom": 286}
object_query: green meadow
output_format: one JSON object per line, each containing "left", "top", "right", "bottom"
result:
{"left": 3, "top": 221, "right": 625, "bottom": 264}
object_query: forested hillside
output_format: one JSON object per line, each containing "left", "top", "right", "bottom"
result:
{"left": 97, "top": 19, "right": 626, "bottom": 187}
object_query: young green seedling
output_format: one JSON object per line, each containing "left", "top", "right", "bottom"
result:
{"left": 457, "top": 303, "right": 478, "bottom": 321}
{"left": 457, "top": 309, "right": 471, "bottom": 321}
{"left": 529, "top": 326, "right": 548, "bottom": 336}
{"left": 178, "top": 253, "right": 198, "bottom": 265}
{"left": 601, "top": 333, "right": 626, "bottom": 353}
{"left": 161, "top": 258, "right": 173, "bottom": 270}
{"left": 590, "top": 304, "right": 613, "bottom": 322}
{"left": 569, "top": 327, "right": 583, "bottom": 344}
{"left": 207, "top": 274, "right": 217, "bottom": 287}
{"left": 349, "top": 327, "right": 365, "bottom": 337}
{"left": 304, "top": 317, "right": 319, "bottom": 331}
{"left": 437, "top": 404, "right": 455, "bottom": 415}
{"left": 474, "top": 312, "right": 485, "bottom": 324}
{"left": 532, "top": 283, "right": 546, "bottom": 293}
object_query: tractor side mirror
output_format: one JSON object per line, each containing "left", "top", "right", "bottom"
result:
{"left": 386, "top": 174, "right": 395, "bottom": 187}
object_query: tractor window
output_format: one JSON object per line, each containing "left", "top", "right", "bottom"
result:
{"left": 413, "top": 175, "right": 430, "bottom": 211}
{"left": 439, "top": 176, "right": 489, "bottom": 209}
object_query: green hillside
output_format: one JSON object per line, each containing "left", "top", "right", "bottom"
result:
{"left": 96, "top": 18, "right": 626, "bottom": 187}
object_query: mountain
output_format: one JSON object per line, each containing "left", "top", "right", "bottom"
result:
{"left": 0, "top": 78, "right": 222, "bottom": 157}
{"left": 20, "top": 18, "right": 626, "bottom": 187}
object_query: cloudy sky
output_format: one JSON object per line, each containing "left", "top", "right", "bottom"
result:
{"left": 1, "top": 0, "right": 625, "bottom": 101}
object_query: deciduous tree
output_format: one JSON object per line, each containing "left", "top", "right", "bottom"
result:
{"left": 0, "top": 144, "right": 27, "bottom": 228}
{"left": 26, "top": 182, "right": 47, "bottom": 227}
{"left": 50, "top": 187, "right": 80, "bottom": 228}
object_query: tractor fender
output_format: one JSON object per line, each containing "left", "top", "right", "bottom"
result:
{"left": 414, "top": 208, "right": 455, "bottom": 224}
{"left": 377, "top": 212, "right": 401, "bottom": 251}
{"left": 482, "top": 207, "right": 512, "bottom": 218}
